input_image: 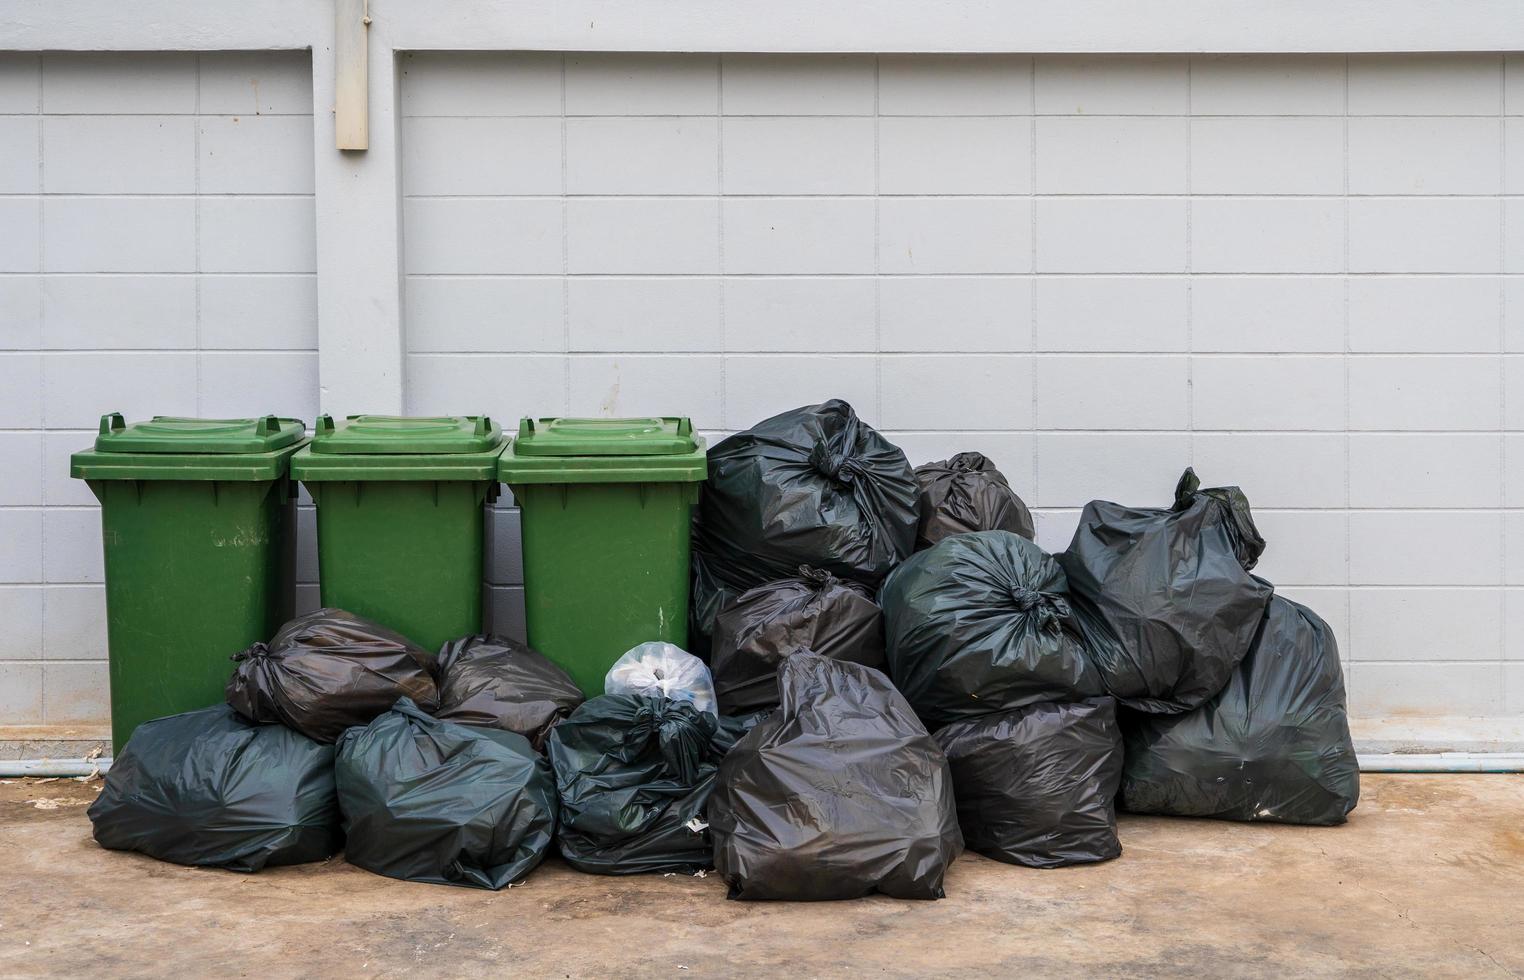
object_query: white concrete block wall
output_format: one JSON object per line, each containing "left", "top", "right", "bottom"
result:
{"left": 2, "top": 48, "right": 1522, "bottom": 731}
{"left": 400, "top": 51, "right": 1524, "bottom": 721}
{"left": 0, "top": 51, "right": 319, "bottom": 725}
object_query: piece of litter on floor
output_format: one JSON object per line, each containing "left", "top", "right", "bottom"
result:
{"left": 678, "top": 966, "right": 689, "bottom": 971}
{"left": 33, "top": 777, "right": 59, "bottom": 785}
{"left": 693, "top": 869, "right": 707, "bottom": 878}
{"left": 84, "top": 746, "right": 103, "bottom": 762}
{"left": 683, "top": 817, "right": 708, "bottom": 833}
{"left": 663, "top": 872, "right": 676, "bottom": 878}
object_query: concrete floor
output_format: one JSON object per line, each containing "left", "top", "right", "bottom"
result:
{"left": 0, "top": 775, "right": 1519, "bottom": 979}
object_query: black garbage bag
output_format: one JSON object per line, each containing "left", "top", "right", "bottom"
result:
{"left": 1060, "top": 469, "right": 1274, "bottom": 714}
{"left": 710, "top": 654, "right": 963, "bottom": 901}
{"left": 711, "top": 565, "right": 884, "bottom": 714}
{"left": 913, "top": 452, "right": 1034, "bottom": 549}
{"left": 691, "top": 399, "right": 917, "bottom": 654}
{"left": 935, "top": 697, "right": 1123, "bottom": 868}
{"left": 1120, "top": 596, "right": 1359, "bottom": 825}
{"left": 226, "top": 608, "right": 439, "bottom": 743}
{"left": 547, "top": 694, "right": 723, "bottom": 875}
{"left": 433, "top": 634, "right": 584, "bottom": 751}
{"left": 335, "top": 698, "right": 557, "bottom": 889}
{"left": 712, "top": 709, "right": 771, "bottom": 757}
{"left": 88, "top": 705, "right": 340, "bottom": 872}
{"left": 880, "top": 530, "right": 1106, "bottom": 728}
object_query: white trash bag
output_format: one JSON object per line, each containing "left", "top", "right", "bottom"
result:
{"left": 604, "top": 642, "right": 717, "bottom": 716}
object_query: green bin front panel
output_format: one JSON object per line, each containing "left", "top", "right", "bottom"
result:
{"left": 309, "top": 481, "right": 490, "bottom": 653}
{"left": 93, "top": 479, "right": 295, "bottom": 752}
{"left": 516, "top": 482, "right": 695, "bottom": 697}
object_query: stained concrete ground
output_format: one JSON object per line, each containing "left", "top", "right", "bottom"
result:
{"left": 0, "top": 775, "right": 1520, "bottom": 979}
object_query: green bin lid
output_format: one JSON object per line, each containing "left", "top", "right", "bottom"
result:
{"left": 499, "top": 417, "right": 706, "bottom": 485}
{"left": 292, "top": 415, "right": 506, "bottom": 482}
{"left": 70, "top": 413, "right": 308, "bottom": 482}
{"left": 513, "top": 417, "right": 696, "bottom": 456}
{"left": 96, "top": 413, "right": 306, "bottom": 453}
{"left": 311, "top": 415, "right": 503, "bottom": 454}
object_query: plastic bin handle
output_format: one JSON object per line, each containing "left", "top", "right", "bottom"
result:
{"left": 517, "top": 417, "right": 535, "bottom": 441}
{"left": 98, "top": 412, "right": 126, "bottom": 436}
{"left": 316, "top": 414, "right": 336, "bottom": 435}
{"left": 254, "top": 415, "right": 283, "bottom": 437}
{"left": 474, "top": 415, "right": 494, "bottom": 437}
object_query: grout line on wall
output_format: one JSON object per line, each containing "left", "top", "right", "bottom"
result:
{"left": 388, "top": 191, "right": 1524, "bottom": 202}
{"left": 395, "top": 271, "right": 1524, "bottom": 281}
{"left": 1499, "top": 55, "right": 1509, "bottom": 676}
{"left": 1342, "top": 54, "right": 1355, "bottom": 673}
{"left": 193, "top": 53, "right": 203, "bottom": 417}
{"left": 393, "top": 111, "right": 1518, "bottom": 122}
{"left": 559, "top": 54, "right": 571, "bottom": 412}
{"left": 716, "top": 54, "right": 727, "bottom": 428}
{"left": 35, "top": 53, "right": 47, "bottom": 708}
{"left": 872, "top": 55, "right": 883, "bottom": 425}
{"left": 1185, "top": 57, "right": 1195, "bottom": 470}
{"left": 1029, "top": 55, "right": 1039, "bottom": 502}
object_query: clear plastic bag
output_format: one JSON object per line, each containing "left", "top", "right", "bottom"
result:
{"left": 604, "top": 642, "right": 717, "bottom": 716}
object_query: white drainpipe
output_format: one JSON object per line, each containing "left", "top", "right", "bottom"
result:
{"left": 0, "top": 758, "right": 112, "bottom": 778}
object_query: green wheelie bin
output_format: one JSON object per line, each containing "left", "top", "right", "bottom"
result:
{"left": 69, "top": 414, "right": 307, "bottom": 752}
{"left": 498, "top": 417, "right": 707, "bottom": 696}
{"left": 290, "top": 415, "right": 506, "bottom": 654}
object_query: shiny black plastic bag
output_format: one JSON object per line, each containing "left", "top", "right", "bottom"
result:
{"left": 89, "top": 705, "right": 340, "bottom": 872}
{"left": 547, "top": 695, "right": 722, "bottom": 875}
{"left": 935, "top": 697, "right": 1122, "bottom": 868}
{"left": 1060, "top": 469, "right": 1274, "bottom": 714}
{"left": 880, "top": 531, "right": 1105, "bottom": 728}
{"left": 711, "top": 566, "right": 884, "bottom": 714}
{"left": 691, "top": 400, "right": 917, "bottom": 654}
{"left": 710, "top": 654, "right": 963, "bottom": 901}
{"left": 712, "top": 709, "right": 771, "bottom": 757}
{"left": 913, "top": 452, "right": 1034, "bottom": 549}
{"left": 335, "top": 698, "right": 557, "bottom": 889}
{"left": 1120, "top": 596, "right": 1359, "bottom": 825}
{"left": 226, "top": 608, "right": 439, "bottom": 743}
{"left": 433, "top": 634, "right": 584, "bottom": 751}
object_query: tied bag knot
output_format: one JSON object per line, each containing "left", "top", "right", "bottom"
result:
{"left": 809, "top": 442, "right": 867, "bottom": 488}
{"left": 1008, "top": 586, "right": 1070, "bottom": 634}
{"left": 797, "top": 565, "right": 838, "bottom": 590}
{"left": 229, "top": 641, "right": 270, "bottom": 664}
{"left": 1170, "top": 466, "right": 1266, "bottom": 571}
{"left": 625, "top": 699, "right": 716, "bottom": 785}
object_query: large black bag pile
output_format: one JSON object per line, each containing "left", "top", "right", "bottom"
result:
{"left": 934, "top": 697, "right": 1123, "bottom": 868}
{"left": 690, "top": 399, "right": 918, "bottom": 654}
{"left": 913, "top": 452, "right": 1034, "bottom": 549}
{"left": 1060, "top": 469, "right": 1274, "bottom": 714}
{"left": 433, "top": 633, "right": 584, "bottom": 751}
{"left": 710, "top": 565, "right": 884, "bottom": 714}
{"left": 335, "top": 698, "right": 557, "bottom": 890}
{"left": 880, "top": 530, "right": 1105, "bottom": 728}
{"left": 709, "top": 654, "right": 963, "bottom": 901}
{"left": 547, "top": 694, "right": 724, "bottom": 875}
{"left": 89, "top": 705, "right": 341, "bottom": 872}
{"left": 226, "top": 608, "right": 439, "bottom": 743}
{"left": 1120, "top": 596, "right": 1360, "bottom": 825}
